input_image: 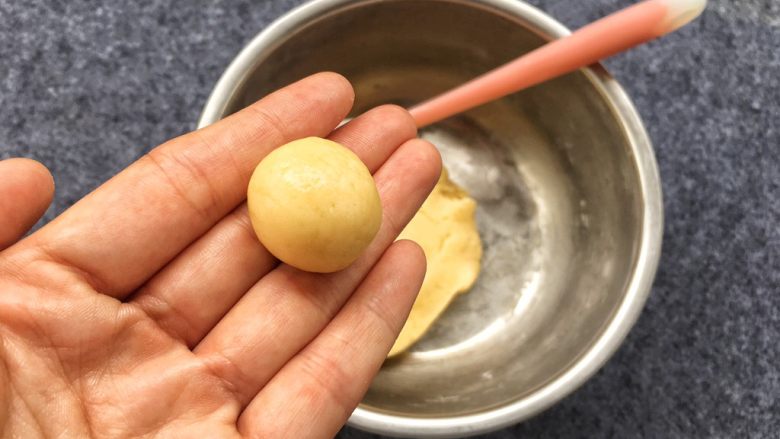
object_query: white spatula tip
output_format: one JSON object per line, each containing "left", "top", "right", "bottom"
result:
{"left": 658, "top": 0, "right": 707, "bottom": 33}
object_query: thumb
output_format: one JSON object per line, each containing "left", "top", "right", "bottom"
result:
{"left": 0, "top": 158, "right": 55, "bottom": 250}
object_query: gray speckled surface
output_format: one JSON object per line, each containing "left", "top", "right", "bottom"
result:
{"left": 1, "top": 0, "right": 778, "bottom": 437}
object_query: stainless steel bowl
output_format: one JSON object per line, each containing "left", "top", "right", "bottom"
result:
{"left": 198, "top": 0, "right": 664, "bottom": 437}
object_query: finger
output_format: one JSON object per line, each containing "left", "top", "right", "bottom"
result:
{"left": 0, "top": 158, "right": 54, "bottom": 250}
{"left": 130, "top": 105, "right": 417, "bottom": 347}
{"left": 195, "top": 138, "right": 441, "bottom": 406}
{"left": 328, "top": 105, "right": 417, "bottom": 172}
{"left": 18, "top": 73, "right": 354, "bottom": 297}
{"left": 238, "top": 240, "right": 425, "bottom": 438}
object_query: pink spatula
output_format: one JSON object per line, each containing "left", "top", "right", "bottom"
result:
{"left": 409, "top": 0, "right": 707, "bottom": 128}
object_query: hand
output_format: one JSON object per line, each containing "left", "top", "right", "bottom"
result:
{"left": 0, "top": 73, "right": 441, "bottom": 438}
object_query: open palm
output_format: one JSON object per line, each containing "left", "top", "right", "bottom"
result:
{"left": 0, "top": 73, "right": 440, "bottom": 438}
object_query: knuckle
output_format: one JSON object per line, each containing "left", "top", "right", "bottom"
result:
{"left": 143, "top": 146, "right": 223, "bottom": 222}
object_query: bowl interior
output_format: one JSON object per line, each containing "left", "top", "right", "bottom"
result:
{"left": 217, "top": 0, "right": 645, "bottom": 419}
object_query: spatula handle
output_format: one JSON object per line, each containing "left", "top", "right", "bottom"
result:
{"left": 409, "top": 0, "right": 707, "bottom": 128}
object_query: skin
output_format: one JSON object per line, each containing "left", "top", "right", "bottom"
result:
{"left": 0, "top": 73, "right": 441, "bottom": 439}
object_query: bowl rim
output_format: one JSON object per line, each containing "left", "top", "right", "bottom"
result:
{"left": 197, "top": 0, "right": 664, "bottom": 437}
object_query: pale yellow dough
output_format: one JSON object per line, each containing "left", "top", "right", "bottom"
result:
{"left": 390, "top": 169, "right": 482, "bottom": 356}
{"left": 247, "top": 137, "right": 382, "bottom": 273}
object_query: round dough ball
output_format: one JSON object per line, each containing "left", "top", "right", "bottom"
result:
{"left": 247, "top": 137, "right": 382, "bottom": 273}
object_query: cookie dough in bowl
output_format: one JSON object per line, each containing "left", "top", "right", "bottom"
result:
{"left": 391, "top": 168, "right": 482, "bottom": 356}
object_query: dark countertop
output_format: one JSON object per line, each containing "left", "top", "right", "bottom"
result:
{"left": 1, "top": 0, "right": 777, "bottom": 437}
